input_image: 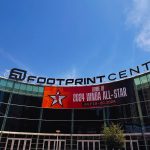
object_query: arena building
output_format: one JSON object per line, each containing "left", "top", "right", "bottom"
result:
{"left": 0, "top": 69, "right": 150, "bottom": 150}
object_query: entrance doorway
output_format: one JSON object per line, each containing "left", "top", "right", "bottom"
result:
{"left": 77, "top": 140, "right": 100, "bottom": 150}
{"left": 43, "top": 139, "right": 66, "bottom": 150}
{"left": 125, "top": 140, "right": 139, "bottom": 150}
{"left": 4, "top": 138, "right": 31, "bottom": 150}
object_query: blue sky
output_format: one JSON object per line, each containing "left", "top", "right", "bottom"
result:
{"left": 0, "top": 0, "right": 150, "bottom": 79}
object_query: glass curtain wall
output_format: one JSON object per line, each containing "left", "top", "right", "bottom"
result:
{"left": 0, "top": 73, "right": 150, "bottom": 134}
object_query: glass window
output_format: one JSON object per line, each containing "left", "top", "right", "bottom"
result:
{"left": 134, "top": 78, "right": 142, "bottom": 90}
{"left": 0, "top": 91, "right": 10, "bottom": 103}
{"left": 145, "top": 101, "right": 150, "bottom": 115}
{"left": 41, "top": 121, "right": 71, "bottom": 133}
{"left": 0, "top": 103, "right": 7, "bottom": 116}
{"left": 0, "top": 79, "right": 7, "bottom": 89}
{"left": 74, "top": 109, "right": 103, "bottom": 120}
{"left": 134, "top": 78, "right": 140, "bottom": 86}
{"left": 130, "top": 103, "right": 139, "bottom": 117}
{"left": 32, "top": 85, "right": 39, "bottom": 96}
{"left": 14, "top": 82, "right": 20, "bottom": 93}
{"left": 140, "top": 101, "right": 147, "bottom": 116}
{"left": 42, "top": 109, "right": 72, "bottom": 120}
{"left": 140, "top": 76, "right": 149, "bottom": 87}
{"left": 73, "top": 121, "right": 103, "bottom": 134}
{"left": 147, "top": 74, "right": 150, "bottom": 83}
{"left": 144, "top": 117, "right": 150, "bottom": 132}
{"left": 38, "top": 86, "right": 44, "bottom": 96}
{"left": 6, "top": 81, "right": 14, "bottom": 90}
{"left": 5, "top": 118, "right": 39, "bottom": 132}
{"left": 140, "top": 75, "right": 148, "bottom": 83}
{"left": 142, "top": 87, "right": 150, "bottom": 100}
{"left": 26, "top": 85, "right": 33, "bottom": 93}
{"left": 11, "top": 94, "right": 42, "bottom": 107}
{"left": 39, "top": 86, "right": 43, "bottom": 92}
{"left": 119, "top": 103, "right": 139, "bottom": 119}
{"left": 138, "top": 89, "right": 144, "bottom": 101}
{"left": 107, "top": 106, "right": 123, "bottom": 119}
{"left": 8, "top": 105, "right": 41, "bottom": 119}
{"left": 0, "top": 117, "right": 4, "bottom": 129}
{"left": 123, "top": 118, "right": 141, "bottom": 133}
{"left": 19, "top": 83, "right": 27, "bottom": 93}
{"left": 124, "top": 104, "right": 132, "bottom": 118}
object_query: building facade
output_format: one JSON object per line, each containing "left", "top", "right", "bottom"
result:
{"left": 0, "top": 72, "right": 150, "bottom": 150}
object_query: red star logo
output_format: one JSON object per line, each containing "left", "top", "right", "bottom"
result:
{"left": 49, "top": 90, "right": 66, "bottom": 106}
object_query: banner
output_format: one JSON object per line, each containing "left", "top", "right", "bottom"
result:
{"left": 42, "top": 79, "right": 135, "bottom": 109}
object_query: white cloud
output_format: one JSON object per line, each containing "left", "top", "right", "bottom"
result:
{"left": 63, "top": 68, "right": 78, "bottom": 79}
{"left": 135, "top": 22, "right": 150, "bottom": 51}
{"left": 52, "top": 68, "right": 78, "bottom": 86}
{"left": 3, "top": 69, "right": 10, "bottom": 78}
{"left": 0, "top": 49, "right": 34, "bottom": 75}
{"left": 126, "top": 0, "right": 150, "bottom": 51}
{"left": 0, "top": 49, "right": 25, "bottom": 68}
